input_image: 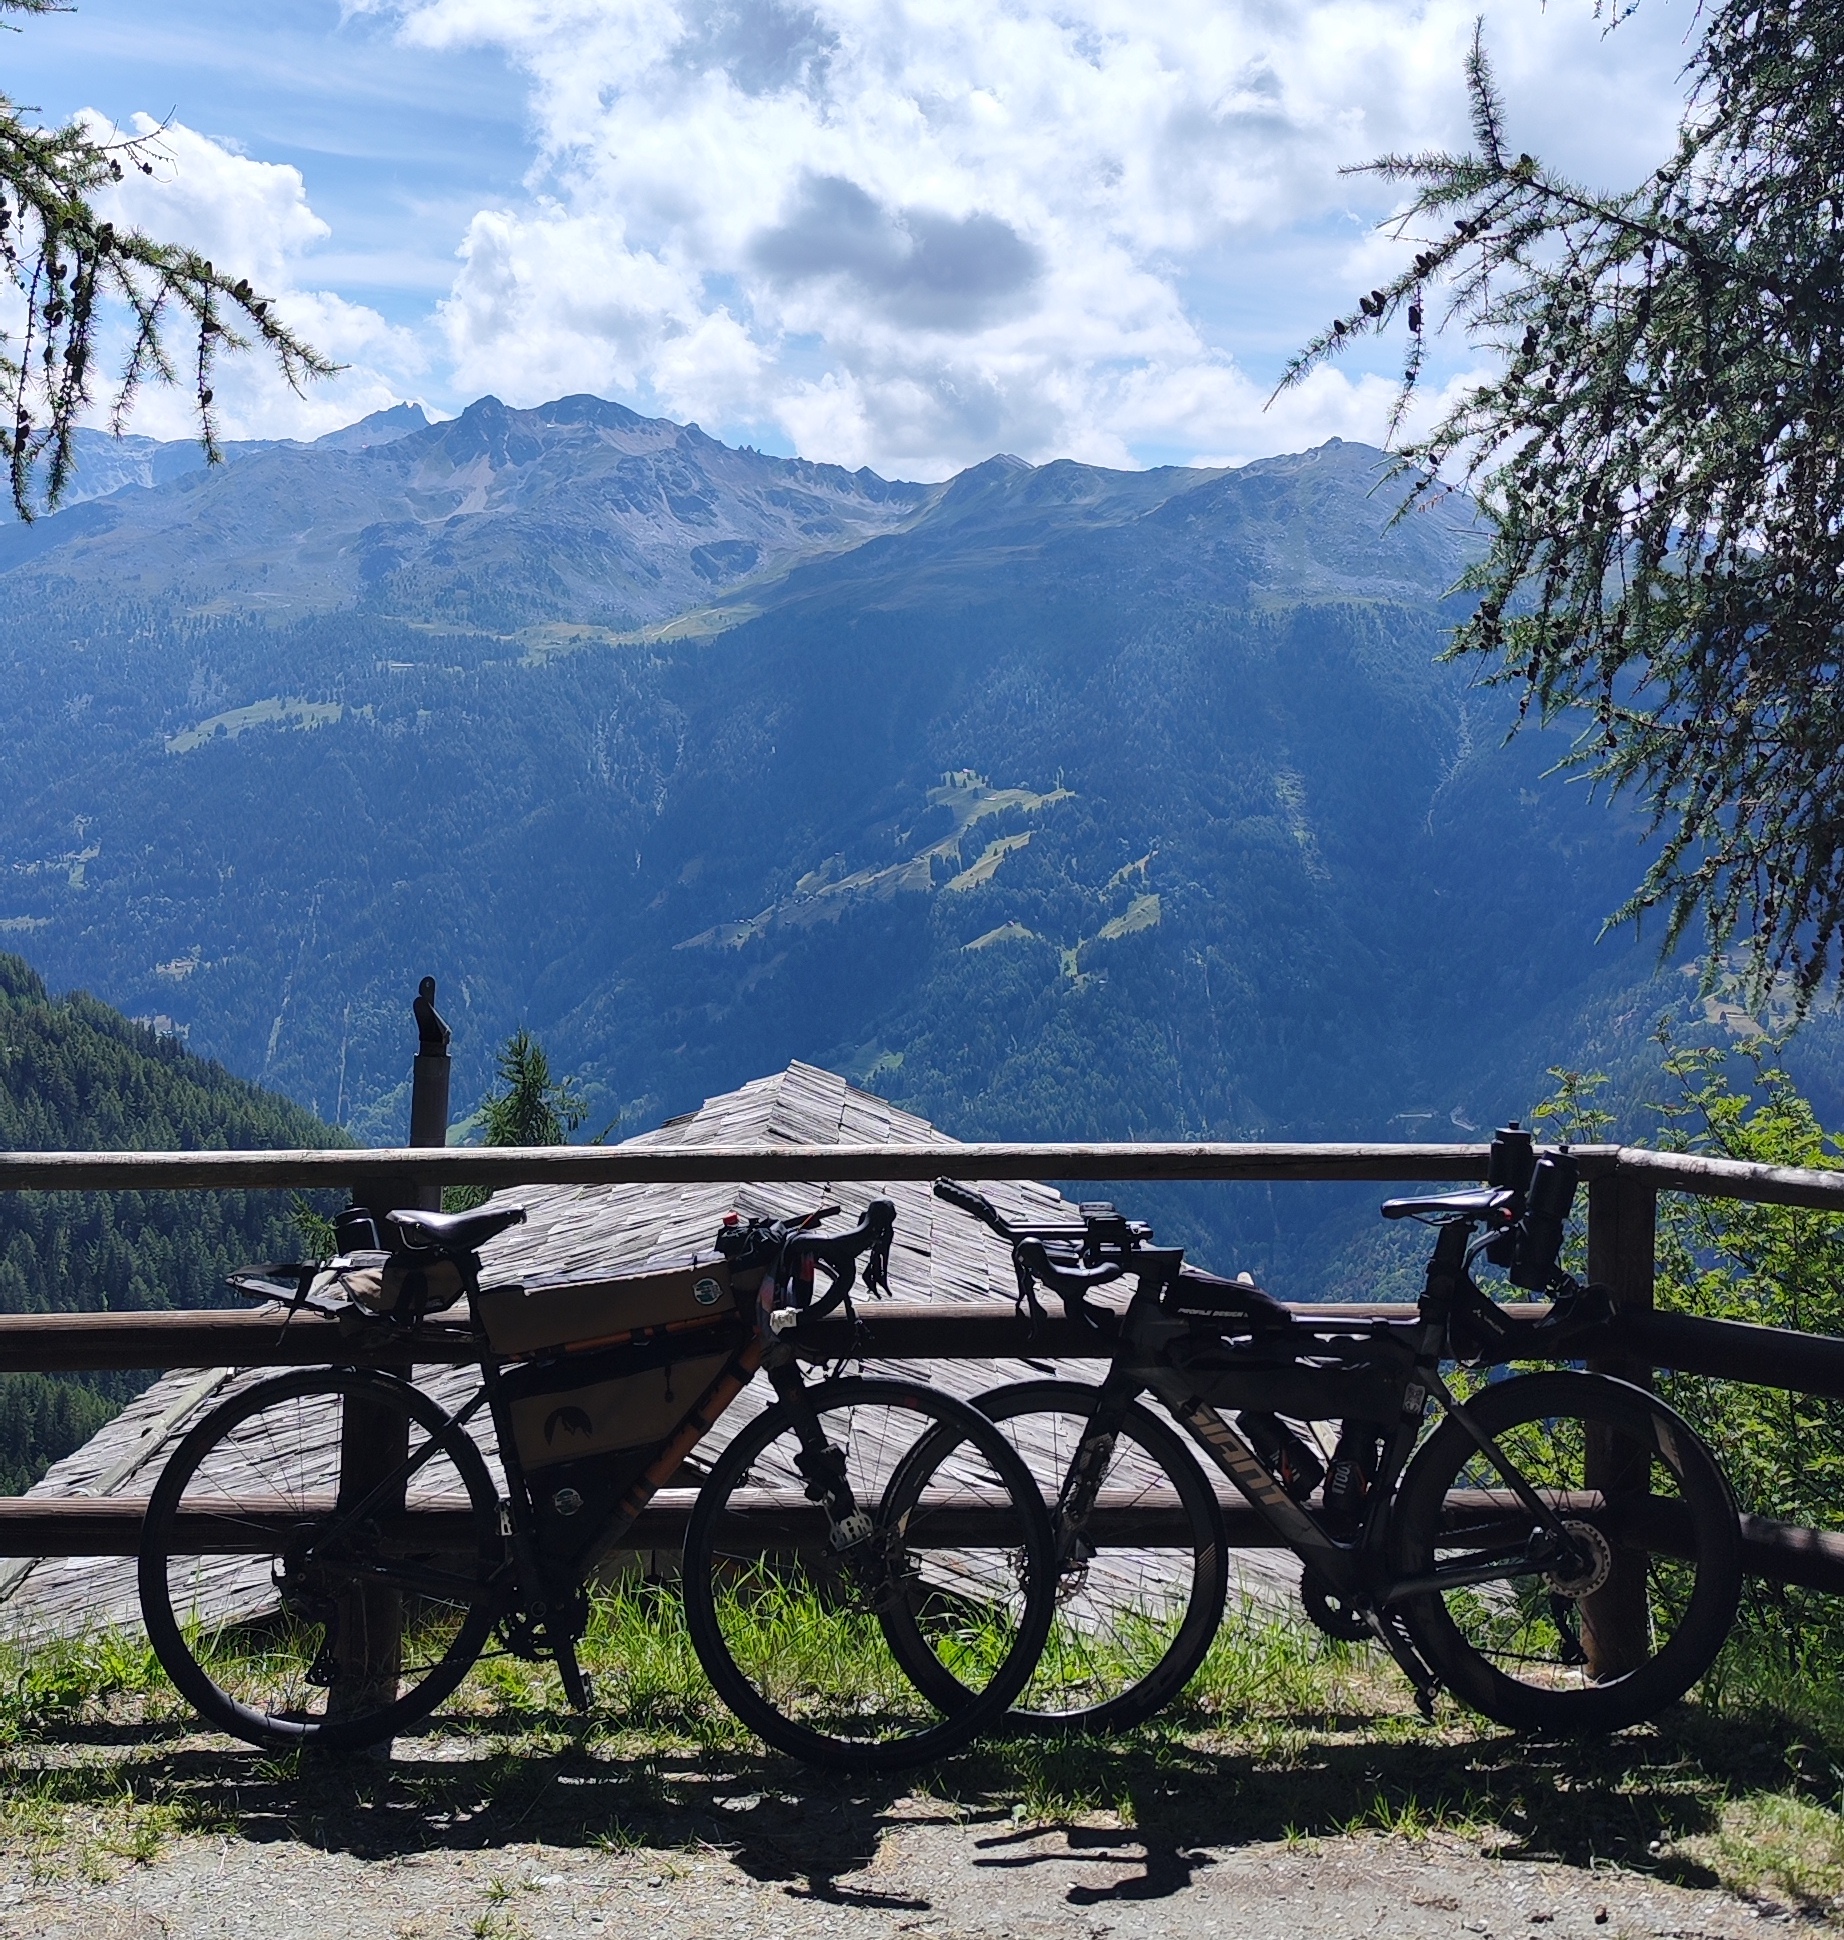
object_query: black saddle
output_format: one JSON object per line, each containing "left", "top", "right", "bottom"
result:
{"left": 1162, "top": 1266, "right": 1293, "bottom": 1332}
{"left": 388, "top": 1204, "right": 527, "bottom": 1252}
{"left": 1380, "top": 1186, "right": 1516, "bottom": 1224}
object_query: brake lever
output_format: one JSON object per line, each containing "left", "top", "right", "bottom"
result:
{"left": 862, "top": 1229, "right": 892, "bottom": 1299}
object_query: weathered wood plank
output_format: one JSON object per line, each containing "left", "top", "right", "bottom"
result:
{"left": 0, "top": 1141, "right": 1513, "bottom": 1193}
{"left": 1616, "top": 1146, "right": 1844, "bottom": 1214}
{"left": 12, "top": 1303, "right": 1844, "bottom": 1407}
{"left": 0, "top": 1301, "right": 1561, "bottom": 1371}
{"left": 9, "top": 1491, "right": 1839, "bottom": 1590}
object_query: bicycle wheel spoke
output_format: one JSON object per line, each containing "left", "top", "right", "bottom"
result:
{"left": 685, "top": 1379, "right": 1054, "bottom": 1768}
{"left": 882, "top": 1381, "right": 1226, "bottom": 1733}
{"left": 141, "top": 1371, "right": 501, "bottom": 1750}
{"left": 1393, "top": 1371, "right": 1740, "bottom": 1730}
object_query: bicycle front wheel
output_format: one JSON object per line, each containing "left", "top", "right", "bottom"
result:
{"left": 138, "top": 1368, "right": 505, "bottom": 1752}
{"left": 1390, "top": 1369, "right": 1741, "bottom": 1732}
{"left": 682, "top": 1377, "right": 1056, "bottom": 1770}
{"left": 896, "top": 1380, "right": 1228, "bottom": 1733}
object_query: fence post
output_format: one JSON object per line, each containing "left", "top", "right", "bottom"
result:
{"left": 327, "top": 978, "right": 450, "bottom": 1749}
{"left": 1582, "top": 1164, "right": 1657, "bottom": 1677}
{"left": 409, "top": 976, "right": 452, "bottom": 1213}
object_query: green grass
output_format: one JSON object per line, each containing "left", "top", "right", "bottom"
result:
{"left": 0, "top": 1593, "right": 1839, "bottom": 1914}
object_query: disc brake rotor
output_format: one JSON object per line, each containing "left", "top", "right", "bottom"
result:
{"left": 1541, "top": 1519, "right": 1613, "bottom": 1600}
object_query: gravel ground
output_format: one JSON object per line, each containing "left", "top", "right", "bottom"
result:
{"left": 2, "top": 1805, "right": 1804, "bottom": 1940}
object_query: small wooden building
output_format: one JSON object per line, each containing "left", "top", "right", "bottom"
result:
{"left": 0, "top": 1062, "right": 1298, "bottom": 1639}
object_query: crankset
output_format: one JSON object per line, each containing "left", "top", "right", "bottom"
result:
{"left": 496, "top": 1585, "right": 588, "bottom": 1663}
{"left": 1300, "top": 1572, "right": 1371, "bottom": 1642}
{"left": 1367, "top": 1606, "right": 1443, "bottom": 1720}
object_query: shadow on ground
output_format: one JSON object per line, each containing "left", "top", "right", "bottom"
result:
{"left": 5, "top": 1697, "right": 1828, "bottom": 1911}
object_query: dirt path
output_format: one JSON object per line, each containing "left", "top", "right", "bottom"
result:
{"left": 7, "top": 1810, "right": 1798, "bottom": 1940}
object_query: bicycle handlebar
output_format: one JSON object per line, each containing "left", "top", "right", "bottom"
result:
{"left": 931, "top": 1179, "right": 1013, "bottom": 1239}
{"left": 1016, "top": 1238, "right": 1124, "bottom": 1301}
{"left": 932, "top": 1179, "right": 1131, "bottom": 1330}
{"left": 715, "top": 1199, "right": 896, "bottom": 1319}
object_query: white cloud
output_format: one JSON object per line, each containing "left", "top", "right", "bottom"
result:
{"left": 75, "top": 1, "right": 1688, "bottom": 470}
{"left": 360, "top": 0, "right": 1690, "bottom": 476}
{"left": 77, "top": 112, "right": 427, "bottom": 442}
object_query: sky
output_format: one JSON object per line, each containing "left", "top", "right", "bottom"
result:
{"left": 8, "top": 0, "right": 1700, "bottom": 480}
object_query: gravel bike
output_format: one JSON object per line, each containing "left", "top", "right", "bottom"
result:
{"left": 137, "top": 1199, "right": 1056, "bottom": 1770}
{"left": 922, "top": 1126, "right": 1743, "bottom": 1735}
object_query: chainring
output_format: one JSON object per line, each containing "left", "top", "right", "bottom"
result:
{"left": 497, "top": 1587, "right": 589, "bottom": 1663}
{"left": 1300, "top": 1572, "right": 1373, "bottom": 1642}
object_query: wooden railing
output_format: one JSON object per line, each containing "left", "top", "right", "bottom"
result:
{"left": 2, "top": 1139, "right": 1843, "bottom": 1654}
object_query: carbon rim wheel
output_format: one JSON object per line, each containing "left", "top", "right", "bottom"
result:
{"left": 1390, "top": 1370, "right": 1741, "bottom": 1732}
{"left": 682, "top": 1377, "right": 1055, "bottom": 1771}
{"left": 894, "top": 1380, "right": 1228, "bottom": 1733}
{"left": 138, "top": 1368, "right": 505, "bottom": 1751}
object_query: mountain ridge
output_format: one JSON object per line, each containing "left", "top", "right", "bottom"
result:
{"left": 0, "top": 394, "right": 938, "bottom": 630}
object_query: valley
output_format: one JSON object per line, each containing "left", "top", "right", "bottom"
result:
{"left": 2, "top": 396, "right": 1831, "bottom": 1294}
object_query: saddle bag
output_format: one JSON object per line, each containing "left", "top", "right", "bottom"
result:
{"left": 476, "top": 1258, "right": 735, "bottom": 1358}
{"left": 311, "top": 1249, "right": 467, "bottom": 1322}
{"left": 498, "top": 1334, "right": 737, "bottom": 1471}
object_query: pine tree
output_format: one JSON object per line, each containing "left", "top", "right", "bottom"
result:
{"left": 1283, "top": 2, "right": 1844, "bottom": 1005}
{"left": 1, "top": 0, "right": 333, "bottom": 516}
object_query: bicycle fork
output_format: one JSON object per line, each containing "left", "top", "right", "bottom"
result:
{"left": 766, "top": 1358, "right": 876, "bottom": 1552}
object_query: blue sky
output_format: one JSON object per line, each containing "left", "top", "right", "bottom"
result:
{"left": 9, "top": 0, "right": 1697, "bottom": 478}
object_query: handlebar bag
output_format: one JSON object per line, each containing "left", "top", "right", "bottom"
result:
{"left": 499, "top": 1334, "right": 737, "bottom": 1470}
{"left": 477, "top": 1257, "right": 735, "bottom": 1357}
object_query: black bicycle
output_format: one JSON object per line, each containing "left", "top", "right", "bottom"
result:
{"left": 920, "top": 1125, "right": 1743, "bottom": 1735}
{"left": 137, "top": 1198, "right": 1057, "bottom": 1770}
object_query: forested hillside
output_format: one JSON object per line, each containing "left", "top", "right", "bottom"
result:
{"left": 1, "top": 399, "right": 1835, "bottom": 1297}
{"left": 0, "top": 954, "right": 341, "bottom": 1489}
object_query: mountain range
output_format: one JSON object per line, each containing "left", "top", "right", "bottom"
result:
{"left": 0, "top": 398, "right": 927, "bottom": 629}
{"left": 1, "top": 393, "right": 1833, "bottom": 1294}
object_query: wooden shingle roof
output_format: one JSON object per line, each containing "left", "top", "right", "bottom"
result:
{"left": 0, "top": 1062, "right": 1297, "bottom": 1640}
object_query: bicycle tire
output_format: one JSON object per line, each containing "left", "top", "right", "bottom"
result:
{"left": 681, "top": 1377, "right": 1056, "bottom": 1771}
{"left": 139, "top": 1368, "right": 505, "bottom": 1752}
{"left": 893, "top": 1380, "right": 1228, "bottom": 1733}
{"left": 1390, "top": 1369, "right": 1741, "bottom": 1733}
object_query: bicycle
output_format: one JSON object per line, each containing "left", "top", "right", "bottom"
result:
{"left": 136, "top": 1197, "right": 1057, "bottom": 1771}
{"left": 919, "top": 1125, "right": 1743, "bottom": 1735}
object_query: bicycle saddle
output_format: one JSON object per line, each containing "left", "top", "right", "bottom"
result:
{"left": 1380, "top": 1186, "right": 1517, "bottom": 1223}
{"left": 388, "top": 1204, "right": 527, "bottom": 1251}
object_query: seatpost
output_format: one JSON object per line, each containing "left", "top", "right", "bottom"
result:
{"left": 1417, "top": 1220, "right": 1471, "bottom": 1329}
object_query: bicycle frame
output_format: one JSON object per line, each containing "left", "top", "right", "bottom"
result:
{"left": 304, "top": 1245, "right": 878, "bottom": 1681}
{"left": 1023, "top": 1218, "right": 1593, "bottom": 1676}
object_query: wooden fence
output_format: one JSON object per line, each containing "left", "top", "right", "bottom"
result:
{"left": 2, "top": 1138, "right": 1843, "bottom": 1661}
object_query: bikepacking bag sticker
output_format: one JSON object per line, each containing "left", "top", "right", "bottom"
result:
{"left": 500, "top": 1341, "right": 735, "bottom": 1469}
{"left": 476, "top": 1258, "right": 735, "bottom": 1357}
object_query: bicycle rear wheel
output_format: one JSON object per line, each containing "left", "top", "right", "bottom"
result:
{"left": 1390, "top": 1369, "right": 1741, "bottom": 1732}
{"left": 682, "top": 1377, "right": 1055, "bottom": 1770}
{"left": 139, "top": 1368, "right": 505, "bottom": 1752}
{"left": 896, "top": 1380, "right": 1227, "bottom": 1733}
